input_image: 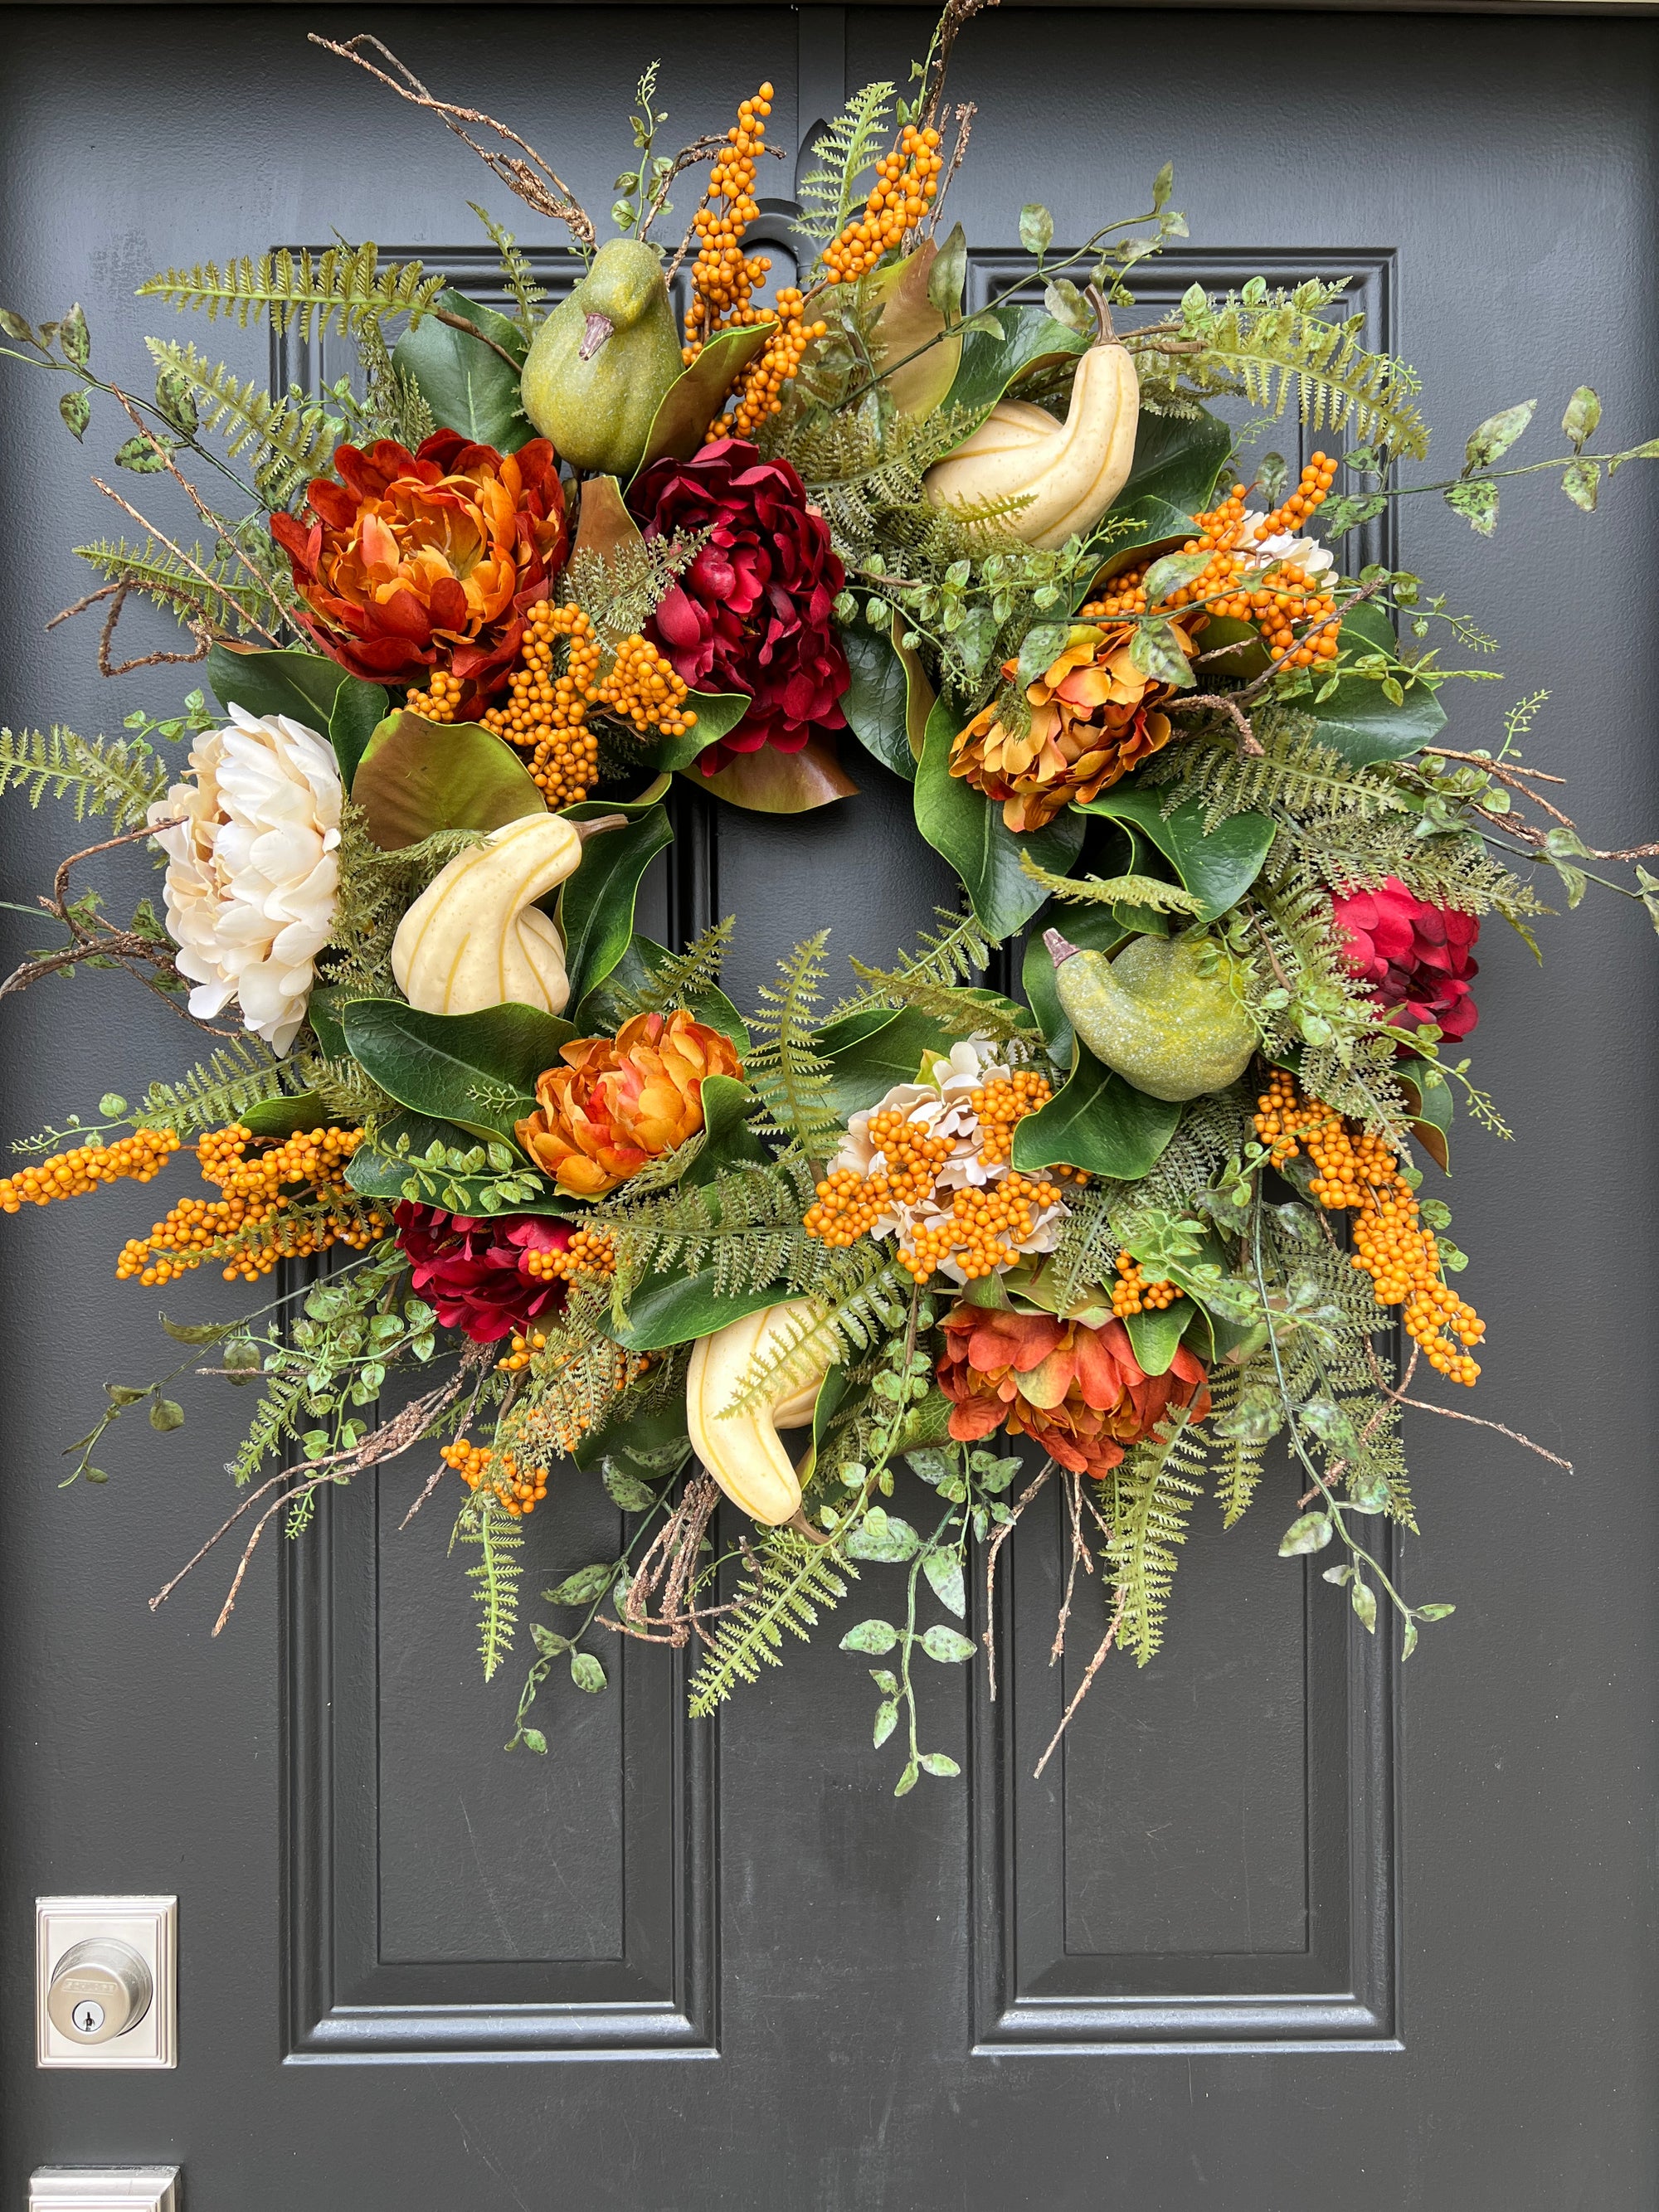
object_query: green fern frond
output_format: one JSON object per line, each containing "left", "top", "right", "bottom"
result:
{"left": 458, "top": 1495, "right": 523, "bottom": 1680}
{"left": 138, "top": 1037, "right": 304, "bottom": 1138}
{"left": 566, "top": 531, "right": 704, "bottom": 654}
{"left": 832, "top": 906, "right": 993, "bottom": 1020}
{"left": 603, "top": 920, "right": 735, "bottom": 1023}
{"left": 1139, "top": 283, "right": 1428, "bottom": 460}
{"left": 744, "top": 931, "right": 843, "bottom": 1158}
{"left": 718, "top": 1254, "right": 906, "bottom": 1415}
{"left": 688, "top": 1529, "right": 856, "bottom": 1713}
{"left": 73, "top": 534, "right": 273, "bottom": 634}
{"left": 469, "top": 203, "right": 546, "bottom": 339}
{"left": 0, "top": 726, "right": 170, "bottom": 831}
{"left": 227, "top": 1366, "right": 314, "bottom": 1487}
{"left": 144, "top": 339, "right": 341, "bottom": 499}
{"left": 138, "top": 245, "right": 444, "bottom": 342}
{"left": 795, "top": 80, "right": 896, "bottom": 246}
{"left": 354, "top": 321, "right": 436, "bottom": 452}
{"left": 598, "top": 1157, "right": 823, "bottom": 1310}
{"left": 1104, "top": 1412, "right": 1204, "bottom": 1665}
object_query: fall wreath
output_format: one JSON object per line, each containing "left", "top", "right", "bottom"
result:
{"left": 2, "top": 4, "right": 1654, "bottom": 1789}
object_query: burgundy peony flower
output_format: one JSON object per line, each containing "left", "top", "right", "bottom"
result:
{"left": 393, "top": 1202, "right": 575, "bottom": 1344}
{"left": 1331, "top": 878, "right": 1480, "bottom": 1042}
{"left": 627, "top": 436, "right": 849, "bottom": 773}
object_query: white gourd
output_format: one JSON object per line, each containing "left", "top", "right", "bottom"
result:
{"left": 923, "top": 334, "right": 1140, "bottom": 551}
{"left": 390, "top": 814, "right": 583, "bottom": 1017}
{"left": 686, "top": 1300, "right": 831, "bottom": 1526}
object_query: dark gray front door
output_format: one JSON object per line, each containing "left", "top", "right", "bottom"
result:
{"left": 2, "top": 6, "right": 1655, "bottom": 2205}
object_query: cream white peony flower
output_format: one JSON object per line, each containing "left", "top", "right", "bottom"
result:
{"left": 148, "top": 704, "right": 343, "bottom": 1055}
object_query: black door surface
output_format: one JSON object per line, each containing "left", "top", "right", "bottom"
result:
{"left": 2, "top": 6, "right": 1655, "bottom": 2206}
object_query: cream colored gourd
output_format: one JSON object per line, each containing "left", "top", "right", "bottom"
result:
{"left": 686, "top": 1300, "right": 832, "bottom": 1526}
{"left": 923, "top": 331, "right": 1139, "bottom": 550}
{"left": 391, "top": 814, "right": 582, "bottom": 1018}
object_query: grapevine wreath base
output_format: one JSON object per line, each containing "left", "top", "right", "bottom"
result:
{"left": 1, "top": 2, "right": 1653, "bottom": 1789}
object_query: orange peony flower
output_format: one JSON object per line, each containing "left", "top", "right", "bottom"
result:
{"left": 950, "top": 618, "right": 1198, "bottom": 834}
{"left": 515, "top": 1009, "right": 744, "bottom": 1198}
{"left": 935, "top": 1301, "right": 1209, "bottom": 1479}
{"left": 270, "top": 430, "right": 569, "bottom": 707}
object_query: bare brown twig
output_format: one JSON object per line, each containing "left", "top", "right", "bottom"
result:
{"left": 983, "top": 1459, "right": 1052, "bottom": 1700}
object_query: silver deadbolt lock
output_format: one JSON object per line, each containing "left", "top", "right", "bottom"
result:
{"left": 46, "top": 1938, "right": 153, "bottom": 2045}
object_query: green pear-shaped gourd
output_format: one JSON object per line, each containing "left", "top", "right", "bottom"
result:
{"left": 1047, "top": 926, "right": 1256, "bottom": 1102}
{"left": 519, "top": 239, "right": 684, "bottom": 479}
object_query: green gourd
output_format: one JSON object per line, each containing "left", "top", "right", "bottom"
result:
{"left": 519, "top": 239, "right": 684, "bottom": 479}
{"left": 1046, "top": 926, "right": 1257, "bottom": 1102}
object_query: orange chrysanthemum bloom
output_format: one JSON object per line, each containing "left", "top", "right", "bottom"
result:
{"left": 936, "top": 1302, "right": 1209, "bottom": 1480}
{"left": 270, "top": 431, "right": 568, "bottom": 709}
{"left": 950, "top": 618, "right": 1199, "bottom": 834}
{"left": 514, "top": 1010, "right": 744, "bottom": 1199}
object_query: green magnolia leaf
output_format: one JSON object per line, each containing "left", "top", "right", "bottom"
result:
{"left": 919, "top": 1622, "right": 975, "bottom": 1663}
{"left": 1279, "top": 1510, "right": 1334, "bottom": 1557}
{"left": 867, "top": 236, "right": 964, "bottom": 416}
{"left": 1123, "top": 1301, "right": 1189, "bottom": 1378}
{"left": 392, "top": 287, "right": 531, "bottom": 451}
{"left": 1012, "top": 1042, "right": 1180, "bottom": 1179}
{"left": 547, "top": 1563, "right": 616, "bottom": 1605}
{"left": 1561, "top": 384, "right": 1602, "bottom": 451}
{"left": 570, "top": 1650, "right": 607, "bottom": 1693}
{"left": 1302, "top": 670, "right": 1446, "bottom": 767}
{"left": 812, "top": 1006, "right": 951, "bottom": 1122}
{"left": 556, "top": 804, "right": 671, "bottom": 1007}
{"left": 1072, "top": 787, "right": 1273, "bottom": 922}
{"left": 679, "top": 1073, "right": 769, "bottom": 1189}
{"left": 937, "top": 302, "right": 1088, "bottom": 436}
{"left": 574, "top": 933, "right": 750, "bottom": 1049}
{"left": 350, "top": 710, "right": 546, "bottom": 848}
{"left": 341, "top": 998, "right": 575, "bottom": 1143}
{"left": 1091, "top": 406, "right": 1232, "bottom": 567}
{"left": 841, "top": 622, "right": 915, "bottom": 782}
{"left": 1462, "top": 398, "right": 1535, "bottom": 474}
{"left": 845, "top": 1509, "right": 922, "bottom": 1564}
{"left": 840, "top": 1618, "right": 900, "bottom": 1655}
{"left": 1022, "top": 897, "right": 1128, "bottom": 1061}
{"left": 633, "top": 323, "right": 774, "bottom": 475}
{"left": 922, "top": 1550, "right": 966, "bottom": 1618}
{"left": 612, "top": 1271, "right": 782, "bottom": 1354}
{"left": 1398, "top": 1064, "right": 1453, "bottom": 1174}
{"left": 915, "top": 699, "right": 1084, "bottom": 937}
{"left": 1018, "top": 202, "right": 1054, "bottom": 258}
{"left": 207, "top": 643, "right": 345, "bottom": 735}
{"left": 328, "top": 678, "right": 390, "bottom": 789}
{"left": 645, "top": 688, "right": 750, "bottom": 775}
{"left": 571, "top": 1393, "right": 692, "bottom": 1475}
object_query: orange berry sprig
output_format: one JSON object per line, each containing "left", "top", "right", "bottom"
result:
{"left": 1084, "top": 454, "right": 1343, "bottom": 671}
{"left": 899, "top": 1173, "right": 1065, "bottom": 1284}
{"left": 114, "top": 1125, "right": 382, "bottom": 1287}
{"left": 684, "top": 85, "right": 776, "bottom": 353}
{"left": 718, "top": 287, "right": 830, "bottom": 441}
{"left": 404, "top": 668, "right": 465, "bottom": 722}
{"left": 482, "top": 600, "right": 603, "bottom": 807}
{"left": 1253, "top": 1070, "right": 1485, "bottom": 1385}
{"left": 821, "top": 123, "right": 945, "bottom": 283}
{"left": 519, "top": 1226, "right": 616, "bottom": 1286}
{"left": 1112, "top": 1251, "right": 1184, "bottom": 1318}
{"left": 441, "top": 1437, "right": 549, "bottom": 1518}
{"left": 0, "top": 1126, "right": 179, "bottom": 1212}
{"left": 593, "top": 635, "right": 697, "bottom": 741}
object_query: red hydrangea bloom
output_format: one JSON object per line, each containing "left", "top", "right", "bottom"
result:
{"left": 270, "top": 430, "right": 568, "bottom": 707}
{"left": 392, "top": 1202, "right": 574, "bottom": 1344}
{"left": 627, "top": 435, "right": 849, "bottom": 773}
{"left": 1331, "top": 878, "right": 1481, "bottom": 1042}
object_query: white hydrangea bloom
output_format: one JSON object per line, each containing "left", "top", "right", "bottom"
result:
{"left": 148, "top": 704, "right": 343, "bottom": 1055}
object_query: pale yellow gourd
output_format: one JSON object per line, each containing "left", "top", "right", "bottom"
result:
{"left": 391, "top": 814, "right": 582, "bottom": 1018}
{"left": 923, "top": 332, "right": 1140, "bottom": 550}
{"left": 686, "top": 1300, "right": 831, "bottom": 1526}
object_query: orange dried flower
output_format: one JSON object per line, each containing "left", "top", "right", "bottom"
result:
{"left": 514, "top": 1009, "right": 744, "bottom": 1198}
{"left": 951, "top": 619, "right": 1199, "bottom": 834}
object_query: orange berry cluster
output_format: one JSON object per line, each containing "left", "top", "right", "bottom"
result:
{"left": 1112, "top": 1250, "right": 1184, "bottom": 1318}
{"left": 684, "top": 85, "right": 776, "bottom": 351}
{"left": 593, "top": 635, "right": 697, "bottom": 741}
{"left": 1083, "top": 455, "right": 1342, "bottom": 671}
{"left": 901, "top": 1172, "right": 1064, "bottom": 1283}
{"left": 821, "top": 124, "right": 944, "bottom": 283}
{"left": 1253, "top": 1071, "right": 1485, "bottom": 1385}
{"left": 114, "top": 1125, "right": 381, "bottom": 1286}
{"left": 405, "top": 668, "right": 465, "bottom": 722}
{"left": 0, "top": 1126, "right": 179, "bottom": 1213}
{"left": 971, "top": 1070, "right": 1054, "bottom": 1166}
{"left": 717, "top": 287, "right": 830, "bottom": 441}
{"left": 483, "top": 600, "right": 604, "bottom": 806}
{"left": 519, "top": 1227, "right": 616, "bottom": 1286}
{"left": 441, "top": 1437, "right": 549, "bottom": 1517}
